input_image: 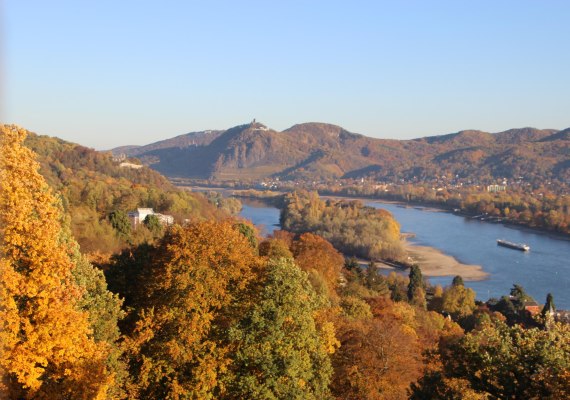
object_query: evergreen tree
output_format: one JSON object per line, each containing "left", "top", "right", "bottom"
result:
{"left": 344, "top": 256, "right": 359, "bottom": 272}
{"left": 0, "top": 125, "right": 113, "bottom": 398}
{"left": 365, "top": 261, "right": 389, "bottom": 295}
{"left": 143, "top": 213, "right": 162, "bottom": 235}
{"left": 542, "top": 293, "right": 556, "bottom": 316}
{"left": 407, "top": 264, "right": 424, "bottom": 302}
{"left": 510, "top": 284, "right": 534, "bottom": 309}
{"left": 493, "top": 296, "right": 519, "bottom": 324}
{"left": 108, "top": 209, "right": 132, "bottom": 238}
{"left": 452, "top": 275, "right": 464, "bottom": 287}
{"left": 228, "top": 258, "right": 333, "bottom": 399}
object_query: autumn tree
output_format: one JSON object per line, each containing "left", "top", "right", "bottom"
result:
{"left": 428, "top": 284, "right": 444, "bottom": 312}
{"left": 441, "top": 277, "right": 476, "bottom": 320}
{"left": 332, "top": 297, "right": 456, "bottom": 399}
{"left": 0, "top": 125, "right": 113, "bottom": 398}
{"left": 291, "top": 232, "right": 344, "bottom": 296}
{"left": 387, "top": 271, "right": 408, "bottom": 302}
{"left": 227, "top": 258, "right": 333, "bottom": 399}
{"left": 412, "top": 319, "right": 570, "bottom": 399}
{"left": 258, "top": 238, "right": 293, "bottom": 260}
{"left": 121, "top": 220, "right": 263, "bottom": 399}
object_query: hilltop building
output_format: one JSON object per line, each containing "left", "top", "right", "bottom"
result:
{"left": 120, "top": 162, "right": 143, "bottom": 169}
{"left": 487, "top": 184, "right": 506, "bottom": 193}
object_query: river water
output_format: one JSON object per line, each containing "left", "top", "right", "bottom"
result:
{"left": 239, "top": 198, "right": 570, "bottom": 309}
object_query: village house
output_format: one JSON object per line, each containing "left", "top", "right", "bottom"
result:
{"left": 523, "top": 300, "right": 541, "bottom": 316}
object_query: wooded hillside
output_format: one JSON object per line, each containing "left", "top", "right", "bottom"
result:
{"left": 112, "top": 122, "right": 570, "bottom": 189}
{"left": 22, "top": 128, "right": 223, "bottom": 253}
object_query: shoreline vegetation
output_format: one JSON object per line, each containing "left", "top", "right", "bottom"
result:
{"left": 180, "top": 183, "right": 570, "bottom": 239}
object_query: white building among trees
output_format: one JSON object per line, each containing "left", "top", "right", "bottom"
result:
{"left": 128, "top": 208, "right": 174, "bottom": 228}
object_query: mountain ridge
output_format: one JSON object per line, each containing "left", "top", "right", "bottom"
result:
{"left": 110, "top": 122, "right": 570, "bottom": 186}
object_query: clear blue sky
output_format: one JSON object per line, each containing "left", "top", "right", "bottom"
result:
{"left": 3, "top": 1, "right": 569, "bottom": 149}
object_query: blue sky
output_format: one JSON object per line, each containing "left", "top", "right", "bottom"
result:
{"left": 3, "top": 1, "right": 569, "bottom": 149}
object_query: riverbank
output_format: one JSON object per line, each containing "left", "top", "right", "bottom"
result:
{"left": 321, "top": 192, "right": 570, "bottom": 241}
{"left": 403, "top": 242, "right": 488, "bottom": 281}
{"left": 368, "top": 241, "right": 488, "bottom": 282}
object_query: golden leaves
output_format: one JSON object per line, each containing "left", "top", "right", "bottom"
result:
{"left": 0, "top": 125, "right": 112, "bottom": 398}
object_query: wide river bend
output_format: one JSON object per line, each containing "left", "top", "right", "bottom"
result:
{"left": 239, "top": 198, "right": 570, "bottom": 309}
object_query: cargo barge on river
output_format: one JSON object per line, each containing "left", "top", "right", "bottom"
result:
{"left": 497, "top": 239, "right": 530, "bottom": 251}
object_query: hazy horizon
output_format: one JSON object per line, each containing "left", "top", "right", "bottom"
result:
{"left": 3, "top": 1, "right": 569, "bottom": 149}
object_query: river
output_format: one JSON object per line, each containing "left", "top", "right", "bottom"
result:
{"left": 238, "top": 197, "right": 570, "bottom": 309}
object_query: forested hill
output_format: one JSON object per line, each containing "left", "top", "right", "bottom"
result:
{"left": 22, "top": 129, "right": 222, "bottom": 253}
{"left": 110, "top": 122, "right": 569, "bottom": 186}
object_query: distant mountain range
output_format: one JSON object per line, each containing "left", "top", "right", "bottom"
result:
{"left": 111, "top": 122, "right": 570, "bottom": 185}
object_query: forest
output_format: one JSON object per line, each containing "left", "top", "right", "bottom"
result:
{"left": 1, "top": 125, "right": 569, "bottom": 399}
{"left": 280, "top": 191, "right": 405, "bottom": 261}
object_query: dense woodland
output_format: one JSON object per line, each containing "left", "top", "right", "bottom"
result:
{"left": 1, "top": 125, "right": 569, "bottom": 399}
{"left": 281, "top": 191, "right": 404, "bottom": 261}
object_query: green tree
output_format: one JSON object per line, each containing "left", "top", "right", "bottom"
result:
{"left": 340, "top": 296, "right": 372, "bottom": 320}
{"left": 143, "top": 213, "right": 162, "bottom": 235}
{"left": 236, "top": 221, "right": 259, "bottom": 250}
{"left": 364, "top": 261, "right": 389, "bottom": 295}
{"left": 70, "top": 245, "right": 128, "bottom": 398}
{"left": 542, "top": 293, "right": 556, "bottom": 316}
{"left": 412, "top": 320, "right": 570, "bottom": 399}
{"left": 228, "top": 258, "right": 333, "bottom": 400}
{"left": 344, "top": 256, "right": 359, "bottom": 272}
{"left": 510, "top": 284, "right": 534, "bottom": 309}
{"left": 108, "top": 209, "right": 132, "bottom": 238}
{"left": 452, "top": 275, "right": 464, "bottom": 287}
{"left": 408, "top": 265, "right": 425, "bottom": 303}
{"left": 493, "top": 295, "right": 519, "bottom": 324}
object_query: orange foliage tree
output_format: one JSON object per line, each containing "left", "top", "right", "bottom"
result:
{"left": 331, "top": 296, "right": 460, "bottom": 400}
{"left": 0, "top": 126, "right": 112, "bottom": 399}
{"left": 292, "top": 233, "right": 344, "bottom": 295}
{"left": 122, "top": 220, "right": 263, "bottom": 399}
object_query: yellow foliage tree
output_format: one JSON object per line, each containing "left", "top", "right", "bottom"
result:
{"left": 292, "top": 232, "right": 344, "bottom": 295}
{"left": 0, "top": 126, "right": 112, "bottom": 399}
{"left": 123, "top": 220, "right": 263, "bottom": 399}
